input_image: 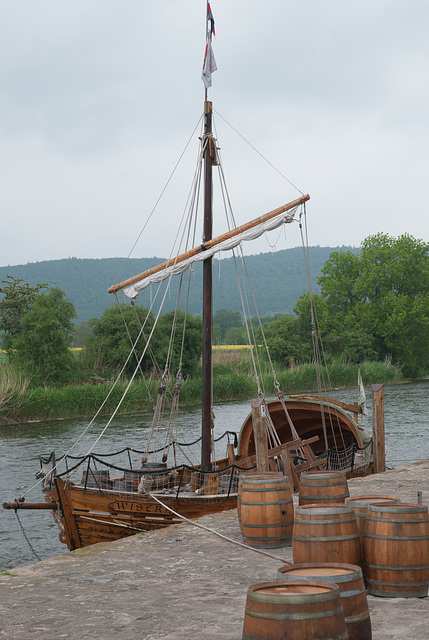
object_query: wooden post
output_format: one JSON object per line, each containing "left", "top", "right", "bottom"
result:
{"left": 372, "top": 384, "right": 385, "bottom": 473}
{"left": 227, "top": 443, "right": 236, "bottom": 466}
{"left": 251, "top": 398, "right": 269, "bottom": 471}
{"left": 282, "top": 440, "right": 302, "bottom": 492}
{"left": 352, "top": 401, "right": 359, "bottom": 424}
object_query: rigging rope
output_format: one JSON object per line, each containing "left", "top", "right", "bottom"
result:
{"left": 118, "top": 299, "right": 156, "bottom": 408}
{"left": 299, "top": 206, "right": 347, "bottom": 452}
{"left": 213, "top": 108, "right": 305, "bottom": 196}
{"left": 20, "top": 288, "right": 166, "bottom": 497}
{"left": 111, "top": 115, "right": 203, "bottom": 289}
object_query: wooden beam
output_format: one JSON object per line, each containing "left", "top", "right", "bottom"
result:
{"left": 108, "top": 194, "right": 310, "bottom": 294}
{"left": 3, "top": 501, "right": 58, "bottom": 510}
{"left": 227, "top": 443, "right": 236, "bottom": 466}
{"left": 290, "top": 394, "right": 364, "bottom": 416}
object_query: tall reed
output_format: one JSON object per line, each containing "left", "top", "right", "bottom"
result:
{"left": 0, "top": 363, "right": 31, "bottom": 422}
{"left": 3, "top": 358, "right": 403, "bottom": 423}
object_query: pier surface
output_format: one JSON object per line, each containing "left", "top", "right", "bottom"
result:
{"left": 1, "top": 461, "right": 429, "bottom": 639}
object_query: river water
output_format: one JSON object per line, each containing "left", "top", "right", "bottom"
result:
{"left": 1, "top": 381, "right": 428, "bottom": 571}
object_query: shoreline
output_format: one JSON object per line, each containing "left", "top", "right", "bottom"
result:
{"left": 0, "top": 375, "right": 408, "bottom": 427}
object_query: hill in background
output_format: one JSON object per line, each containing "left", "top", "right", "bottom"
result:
{"left": 0, "top": 246, "right": 358, "bottom": 323}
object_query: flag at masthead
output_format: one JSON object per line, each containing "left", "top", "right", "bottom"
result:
{"left": 202, "top": 2, "right": 217, "bottom": 89}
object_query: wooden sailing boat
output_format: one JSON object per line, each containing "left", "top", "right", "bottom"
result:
{"left": 3, "top": 3, "right": 376, "bottom": 551}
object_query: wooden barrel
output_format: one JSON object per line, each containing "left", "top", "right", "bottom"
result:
{"left": 240, "top": 475, "right": 294, "bottom": 548}
{"left": 293, "top": 504, "right": 360, "bottom": 565}
{"left": 237, "top": 472, "right": 283, "bottom": 531}
{"left": 345, "top": 494, "right": 400, "bottom": 558}
{"left": 81, "top": 469, "right": 110, "bottom": 489}
{"left": 140, "top": 462, "right": 172, "bottom": 490}
{"left": 276, "top": 563, "right": 371, "bottom": 640}
{"left": 242, "top": 580, "right": 347, "bottom": 640}
{"left": 299, "top": 470, "right": 349, "bottom": 505}
{"left": 364, "top": 502, "right": 429, "bottom": 597}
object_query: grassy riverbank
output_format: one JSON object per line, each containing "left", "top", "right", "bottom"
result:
{"left": 0, "top": 353, "right": 403, "bottom": 424}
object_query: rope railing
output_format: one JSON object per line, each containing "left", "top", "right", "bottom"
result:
{"left": 40, "top": 430, "right": 239, "bottom": 468}
{"left": 51, "top": 455, "right": 254, "bottom": 498}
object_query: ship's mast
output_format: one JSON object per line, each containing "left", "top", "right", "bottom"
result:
{"left": 201, "top": 0, "right": 214, "bottom": 471}
{"left": 201, "top": 97, "right": 213, "bottom": 472}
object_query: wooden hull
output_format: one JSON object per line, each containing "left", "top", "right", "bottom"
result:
{"left": 41, "top": 395, "right": 373, "bottom": 551}
{"left": 50, "top": 478, "right": 237, "bottom": 550}
{"left": 238, "top": 396, "right": 371, "bottom": 457}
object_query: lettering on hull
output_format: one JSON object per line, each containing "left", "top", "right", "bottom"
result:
{"left": 110, "top": 500, "right": 171, "bottom": 515}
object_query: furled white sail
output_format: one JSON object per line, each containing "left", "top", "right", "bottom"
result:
{"left": 123, "top": 207, "right": 298, "bottom": 298}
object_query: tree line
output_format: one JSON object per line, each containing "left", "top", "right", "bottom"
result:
{"left": 217, "top": 233, "right": 429, "bottom": 378}
{"left": 0, "top": 246, "right": 355, "bottom": 322}
{"left": 1, "top": 233, "right": 428, "bottom": 386}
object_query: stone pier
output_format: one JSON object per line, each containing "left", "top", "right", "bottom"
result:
{"left": 1, "top": 461, "right": 429, "bottom": 639}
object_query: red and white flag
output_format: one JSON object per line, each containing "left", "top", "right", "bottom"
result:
{"left": 201, "top": 37, "right": 217, "bottom": 89}
{"left": 207, "top": 3, "right": 215, "bottom": 36}
{"left": 201, "top": 2, "right": 217, "bottom": 88}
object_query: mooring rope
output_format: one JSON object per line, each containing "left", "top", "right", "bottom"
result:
{"left": 146, "top": 491, "right": 290, "bottom": 565}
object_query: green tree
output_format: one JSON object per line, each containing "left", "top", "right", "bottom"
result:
{"left": 85, "top": 305, "right": 202, "bottom": 377}
{"left": 224, "top": 325, "right": 247, "bottom": 345}
{"left": 377, "top": 292, "right": 429, "bottom": 376}
{"left": 317, "top": 250, "right": 361, "bottom": 321}
{"left": 0, "top": 275, "right": 51, "bottom": 350}
{"left": 153, "top": 310, "right": 202, "bottom": 376}
{"left": 11, "top": 287, "right": 77, "bottom": 385}
{"left": 85, "top": 304, "right": 156, "bottom": 375}
{"left": 251, "top": 313, "right": 289, "bottom": 327}
{"left": 294, "top": 293, "right": 330, "bottom": 341}
{"left": 318, "top": 234, "right": 429, "bottom": 375}
{"left": 259, "top": 315, "right": 312, "bottom": 366}
{"left": 72, "top": 320, "right": 93, "bottom": 348}
{"left": 293, "top": 292, "right": 377, "bottom": 362}
{"left": 328, "top": 328, "right": 378, "bottom": 363}
{"left": 213, "top": 309, "right": 242, "bottom": 342}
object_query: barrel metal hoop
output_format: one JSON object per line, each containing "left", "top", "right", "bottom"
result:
{"left": 242, "top": 633, "right": 348, "bottom": 640}
{"left": 244, "top": 537, "right": 293, "bottom": 545}
{"left": 241, "top": 479, "right": 290, "bottom": 485}
{"left": 247, "top": 588, "right": 339, "bottom": 604}
{"left": 241, "top": 500, "right": 293, "bottom": 506}
{"left": 368, "top": 505, "right": 428, "bottom": 514}
{"left": 293, "top": 533, "right": 359, "bottom": 542}
{"left": 244, "top": 605, "right": 344, "bottom": 621}
{"left": 345, "top": 611, "right": 371, "bottom": 623}
{"left": 300, "top": 480, "right": 347, "bottom": 487}
{"left": 241, "top": 485, "right": 291, "bottom": 491}
{"left": 300, "top": 493, "right": 349, "bottom": 500}
{"left": 339, "top": 586, "right": 366, "bottom": 598}
{"left": 366, "top": 515, "right": 429, "bottom": 524}
{"left": 367, "top": 588, "right": 427, "bottom": 598}
{"left": 294, "top": 516, "right": 356, "bottom": 525}
{"left": 367, "top": 578, "right": 429, "bottom": 587}
{"left": 243, "top": 521, "right": 294, "bottom": 529}
{"left": 365, "top": 561, "right": 429, "bottom": 570}
{"left": 296, "top": 507, "right": 354, "bottom": 515}
{"left": 364, "top": 533, "right": 429, "bottom": 541}
{"left": 281, "top": 571, "right": 362, "bottom": 585}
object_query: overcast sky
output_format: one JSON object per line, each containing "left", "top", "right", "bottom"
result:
{"left": 1, "top": 1, "right": 428, "bottom": 268}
